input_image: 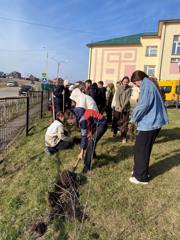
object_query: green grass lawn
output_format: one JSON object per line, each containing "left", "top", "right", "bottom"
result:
{"left": 0, "top": 109, "right": 180, "bottom": 240}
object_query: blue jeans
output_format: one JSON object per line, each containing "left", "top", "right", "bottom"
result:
{"left": 83, "top": 121, "right": 107, "bottom": 171}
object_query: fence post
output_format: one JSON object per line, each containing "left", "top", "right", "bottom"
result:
{"left": 40, "top": 91, "right": 43, "bottom": 119}
{"left": 26, "top": 95, "right": 29, "bottom": 136}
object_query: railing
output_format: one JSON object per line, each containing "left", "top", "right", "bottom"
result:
{"left": 0, "top": 91, "right": 50, "bottom": 160}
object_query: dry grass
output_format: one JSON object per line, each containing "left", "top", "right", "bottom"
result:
{"left": 0, "top": 109, "right": 180, "bottom": 240}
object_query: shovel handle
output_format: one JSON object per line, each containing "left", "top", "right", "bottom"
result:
{"left": 73, "top": 158, "right": 81, "bottom": 171}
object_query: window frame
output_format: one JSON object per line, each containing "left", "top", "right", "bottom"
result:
{"left": 144, "top": 65, "right": 156, "bottom": 77}
{"left": 171, "top": 58, "right": 180, "bottom": 63}
{"left": 145, "top": 46, "right": 158, "bottom": 57}
{"left": 172, "top": 35, "right": 180, "bottom": 55}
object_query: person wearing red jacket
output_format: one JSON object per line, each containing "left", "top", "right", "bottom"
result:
{"left": 64, "top": 107, "right": 107, "bottom": 172}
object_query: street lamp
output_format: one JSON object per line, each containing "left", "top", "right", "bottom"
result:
{"left": 42, "top": 46, "right": 48, "bottom": 75}
{"left": 51, "top": 57, "right": 68, "bottom": 81}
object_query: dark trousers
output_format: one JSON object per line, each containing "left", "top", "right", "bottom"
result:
{"left": 48, "top": 140, "right": 72, "bottom": 154}
{"left": 106, "top": 106, "right": 112, "bottom": 123}
{"left": 133, "top": 128, "right": 161, "bottom": 181}
{"left": 54, "top": 97, "right": 63, "bottom": 116}
{"left": 112, "top": 110, "right": 129, "bottom": 138}
{"left": 84, "top": 122, "right": 107, "bottom": 171}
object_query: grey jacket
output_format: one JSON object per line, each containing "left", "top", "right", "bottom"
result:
{"left": 112, "top": 85, "right": 132, "bottom": 112}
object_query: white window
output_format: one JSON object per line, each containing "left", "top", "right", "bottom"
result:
{"left": 172, "top": 35, "right": 180, "bottom": 55}
{"left": 171, "top": 58, "right": 180, "bottom": 63}
{"left": 146, "top": 46, "right": 157, "bottom": 56}
{"left": 144, "top": 65, "right": 156, "bottom": 76}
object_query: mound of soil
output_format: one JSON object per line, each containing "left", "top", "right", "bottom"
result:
{"left": 48, "top": 170, "right": 87, "bottom": 222}
{"left": 30, "top": 170, "right": 87, "bottom": 238}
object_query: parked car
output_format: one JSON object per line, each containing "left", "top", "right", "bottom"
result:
{"left": 6, "top": 80, "right": 18, "bottom": 87}
{"left": 19, "top": 85, "right": 34, "bottom": 95}
{"left": 0, "top": 72, "right": 6, "bottom": 78}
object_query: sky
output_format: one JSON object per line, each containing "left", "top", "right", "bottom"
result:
{"left": 0, "top": 0, "right": 180, "bottom": 82}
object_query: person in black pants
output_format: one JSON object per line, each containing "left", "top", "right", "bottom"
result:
{"left": 98, "top": 81, "right": 106, "bottom": 113}
{"left": 53, "top": 83, "right": 64, "bottom": 115}
{"left": 130, "top": 71, "right": 168, "bottom": 184}
{"left": 133, "top": 129, "right": 160, "bottom": 182}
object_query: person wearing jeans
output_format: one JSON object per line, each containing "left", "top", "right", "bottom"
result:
{"left": 65, "top": 107, "right": 107, "bottom": 172}
{"left": 83, "top": 118, "right": 107, "bottom": 171}
{"left": 130, "top": 71, "right": 168, "bottom": 184}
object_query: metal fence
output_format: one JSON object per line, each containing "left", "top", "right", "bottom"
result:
{"left": 0, "top": 91, "right": 50, "bottom": 159}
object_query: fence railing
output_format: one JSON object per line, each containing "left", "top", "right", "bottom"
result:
{"left": 0, "top": 91, "right": 50, "bottom": 159}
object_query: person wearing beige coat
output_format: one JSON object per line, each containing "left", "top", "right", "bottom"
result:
{"left": 112, "top": 77, "right": 132, "bottom": 142}
{"left": 70, "top": 88, "right": 99, "bottom": 112}
{"left": 45, "top": 112, "right": 72, "bottom": 155}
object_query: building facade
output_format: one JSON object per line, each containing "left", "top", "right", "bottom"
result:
{"left": 87, "top": 19, "right": 180, "bottom": 86}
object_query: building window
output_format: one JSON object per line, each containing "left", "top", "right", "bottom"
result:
{"left": 144, "top": 65, "right": 156, "bottom": 76}
{"left": 146, "top": 46, "right": 157, "bottom": 56}
{"left": 171, "top": 58, "right": 180, "bottom": 63}
{"left": 172, "top": 35, "right": 180, "bottom": 55}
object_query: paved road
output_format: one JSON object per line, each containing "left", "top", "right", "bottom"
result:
{"left": 0, "top": 87, "right": 19, "bottom": 98}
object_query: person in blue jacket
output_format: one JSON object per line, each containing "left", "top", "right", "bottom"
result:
{"left": 129, "top": 70, "right": 168, "bottom": 185}
{"left": 64, "top": 107, "right": 107, "bottom": 172}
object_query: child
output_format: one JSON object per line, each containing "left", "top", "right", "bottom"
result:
{"left": 45, "top": 111, "right": 72, "bottom": 155}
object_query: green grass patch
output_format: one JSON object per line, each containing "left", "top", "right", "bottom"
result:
{"left": 0, "top": 109, "right": 180, "bottom": 240}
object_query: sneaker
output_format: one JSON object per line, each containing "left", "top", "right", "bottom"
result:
{"left": 44, "top": 148, "right": 52, "bottom": 156}
{"left": 131, "top": 171, "right": 151, "bottom": 179}
{"left": 129, "top": 176, "right": 148, "bottom": 185}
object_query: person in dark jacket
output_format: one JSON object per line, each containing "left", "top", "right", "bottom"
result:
{"left": 53, "top": 84, "right": 64, "bottom": 115}
{"left": 98, "top": 81, "right": 106, "bottom": 113}
{"left": 84, "top": 79, "right": 92, "bottom": 95}
{"left": 63, "top": 80, "right": 71, "bottom": 110}
{"left": 65, "top": 107, "right": 107, "bottom": 172}
{"left": 89, "top": 82, "right": 100, "bottom": 107}
{"left": 106, "top": 83, "right": 115, "bottom": 123}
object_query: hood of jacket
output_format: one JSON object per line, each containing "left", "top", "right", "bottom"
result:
{"left": 70, "top": 88, "right": 82, "bottom": 102}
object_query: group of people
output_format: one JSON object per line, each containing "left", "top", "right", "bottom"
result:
{"left": 45, "top": 70, "right": 168, "bottom": 185}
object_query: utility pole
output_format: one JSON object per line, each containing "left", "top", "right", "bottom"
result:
{"left": 51, "top": 57, "right": 68, "bottom": 81}
{"left": 42, "top": 46, "right": 48, "bottom": 77}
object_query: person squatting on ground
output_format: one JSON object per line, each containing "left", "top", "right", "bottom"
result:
{"left": 45, "top": 111, "right": 73, "bottom": 155}
{"left": 64, "top": 108, "right": 107, "bottom": 173}
{"left": 111, "top": 76, "right": 132, "bottom": 143}
{"left": 129, "top": 70, "right": 168, "bottom": 185}
{"left": 70, "top": 87, "right": 99, "bottom": 112}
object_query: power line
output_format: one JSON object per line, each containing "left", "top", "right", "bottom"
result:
{"left": 0, "top": 49, "right": 44, "bottom": 52}
{"left": 0, "top": 16, "right": 104, "bottom": 36}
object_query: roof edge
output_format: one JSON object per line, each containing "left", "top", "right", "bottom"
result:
{"left": 87, "top": 32, "right": 157, "bottom": 48}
